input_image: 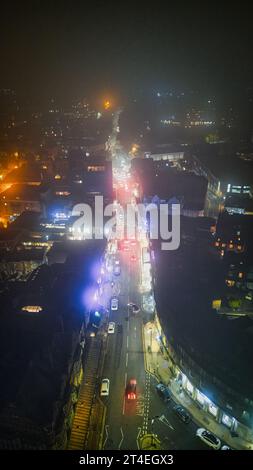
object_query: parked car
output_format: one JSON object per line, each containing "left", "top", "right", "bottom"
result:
{"left": 196, "top": 428, "right": 221, "bottom": 450}
{"left": 128, "top": 303, "right": 140, "bottom": 314}
{"left": 156, "top": 383, "right": 171, "bottom": 401}
{"left": 173, "top": 405, "right": 191, "bottom": 423}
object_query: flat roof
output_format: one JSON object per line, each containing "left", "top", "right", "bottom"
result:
{"left": 153, "top": 236, "right": 253, "bottom": 399}
{"left": 3, "top": 163, "right": 42, "bottom": 184}
{"left": 0, "top": 262, "right": 90, "bottom": 429}
{"left": 0, "top": 184, "right": 41, "bottom": 201}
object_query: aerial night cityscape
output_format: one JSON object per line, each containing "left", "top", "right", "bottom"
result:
{"left": 0, "top": 1, "right": 253, "bottom": 465}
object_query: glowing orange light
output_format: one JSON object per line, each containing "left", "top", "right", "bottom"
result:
{"left": 104, "top": 100, "right": 111, "bottom": 110}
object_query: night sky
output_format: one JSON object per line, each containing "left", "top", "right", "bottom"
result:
{"left": 1, "top": 1, "right": 253, "bottom": 102}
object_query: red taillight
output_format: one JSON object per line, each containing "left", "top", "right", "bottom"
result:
{"left": 127, "top": 392, "right": 136, "bottom": 400}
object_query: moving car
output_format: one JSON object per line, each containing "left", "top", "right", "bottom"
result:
{"left": 108, "top": 322, "right": 115, "bottom": 334}
{"left": 111, "top": 297, "right": 118, "bottom": 311}
{"left": 123, "top": 241, "right": 130, "bottom": 251}
{"left": 114, "top": 259, "right": 121, "bottom": 275}
{"left": 100, "top": 378, "right": 110, "bottom": 396}
{"left": 196, "top": 428, "right": 221, "bottom": 450}
{"left": 114, "top": 265, "right": 121, "bottom": 275}
{"left": 173, "top": 405, "right": 191, "bottom": 424}
{"left": 125, "top": 379, "right": 137, "bottom": 400}
{"left": 156, "top": 383, "right": 171, "bottom": 401}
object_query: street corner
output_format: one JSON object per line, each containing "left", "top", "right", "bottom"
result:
{"left": 137, "top": 432, "right": 162, "bottom": 450}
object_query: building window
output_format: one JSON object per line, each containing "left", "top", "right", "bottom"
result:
{"left": 87, "top": 165, "right": 105, "bottom": 172}
{"left": 208, "top": 403, "right": 218, "bottom": 417}
{"left": 196, "top": 390, "right": 205, "bottom": 406}
{"left": 222, "top": 413, "right": 233, "bottom": 428}
{"left": 186, "top": 379, "right": 194, "bottom": 395}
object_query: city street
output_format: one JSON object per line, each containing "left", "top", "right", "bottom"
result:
{"left": 100, "top": 244, "right": 208, "bottom": 450}
{"left": 102, "top": 250, "right": 146, "bottom": 450}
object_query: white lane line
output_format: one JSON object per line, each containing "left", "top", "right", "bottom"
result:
{"left": 126, "top": 352, "right": 128, "bottom": 367}
{"left": 123, "top": 394, "right": 126, "bottom": 415}
{"left": 103, "top": 424, "right": 109, "bottom": 448}
{"left": 118, "top": 427, "right": 124, "bottom": 449}
{"left": 122, "top": 371, "right": 127, "bottom": 416}
{"left": 136, "top": 427, "right": 141, "bottom": 450}
{"left": 126, "top": 335, "right": 129, "bottom": 349}
{"left": 159, "top": 414, "right": 175, "bottom": 431}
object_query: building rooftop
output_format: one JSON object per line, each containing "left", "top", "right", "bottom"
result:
{"left": 0, "top": 184, "right": 43, "bottom": 201}
{"left": 0, "top": 254, "right": 100, "bottom": 441}
{"left": 135, "top": 159, "right": 208, "bottom": 211}
{"left": 153, "top": 232, "right": 253, "bottom": 401}
{"left": 2, "top": 163, "right": 42, "bottom": 185}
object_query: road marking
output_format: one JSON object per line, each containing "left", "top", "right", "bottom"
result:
{"left": 103, "top": 424, "right": 109, "bottom": 448}
{"left": 126, "top": 335, "right": 129, "bottom": 348}
{"left": 118, "top": 427, "right": 124, "bottom": 449}
{"left": 122, "top": 372, "right": 127, "bottom": 416}
{"left": 122, "top": 394, "right": 126, "bottom": 415}
{"left": 136, "top": 427, "right": 142, "bottom": 449}
{"left": 126, "top": 352, "right": 128, "bottom": 367}
{"left": 159, "top": 414, "right": 175, "bottom": 431}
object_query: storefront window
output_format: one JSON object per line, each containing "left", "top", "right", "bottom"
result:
{"left": 222, "top": 413, "right": 233, "bottom": 428}
{"left": 181, "top": 373, "right": 187, "bottom": 387}
{"left": 208, "top": 403, "right": 218, "bottom": 417}
{"left": 196, "top": 390, "right": 205, "bottom": 406}
{"left": 186, "top": 379, "right": 194, "bottom": 395}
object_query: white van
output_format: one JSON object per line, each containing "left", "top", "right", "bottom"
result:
{"left": 100, "top": 378, "right": 110, "bottom": 396}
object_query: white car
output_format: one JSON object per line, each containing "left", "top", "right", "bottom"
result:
{"left": 100, "top": 378, "right": 110, "bottom": 396}
{"left": 108, "top": 322, "right": 115, "bottom": 334}
{"left": 111, "top": 297, "right": 118, "bottom": 311}
{"left": 196, "top": 428, "right": 221, "bottom": 450}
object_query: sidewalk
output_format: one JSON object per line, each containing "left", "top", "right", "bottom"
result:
{"left": 137, "top": 434, "right": 161, "bottom": 450}
{"left": 143, "top": 321, "right": 252, "bottom": 450}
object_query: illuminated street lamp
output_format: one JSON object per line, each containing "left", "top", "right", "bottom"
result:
{"left": 104, "top": 100, "right": 111, "bottom": 110}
